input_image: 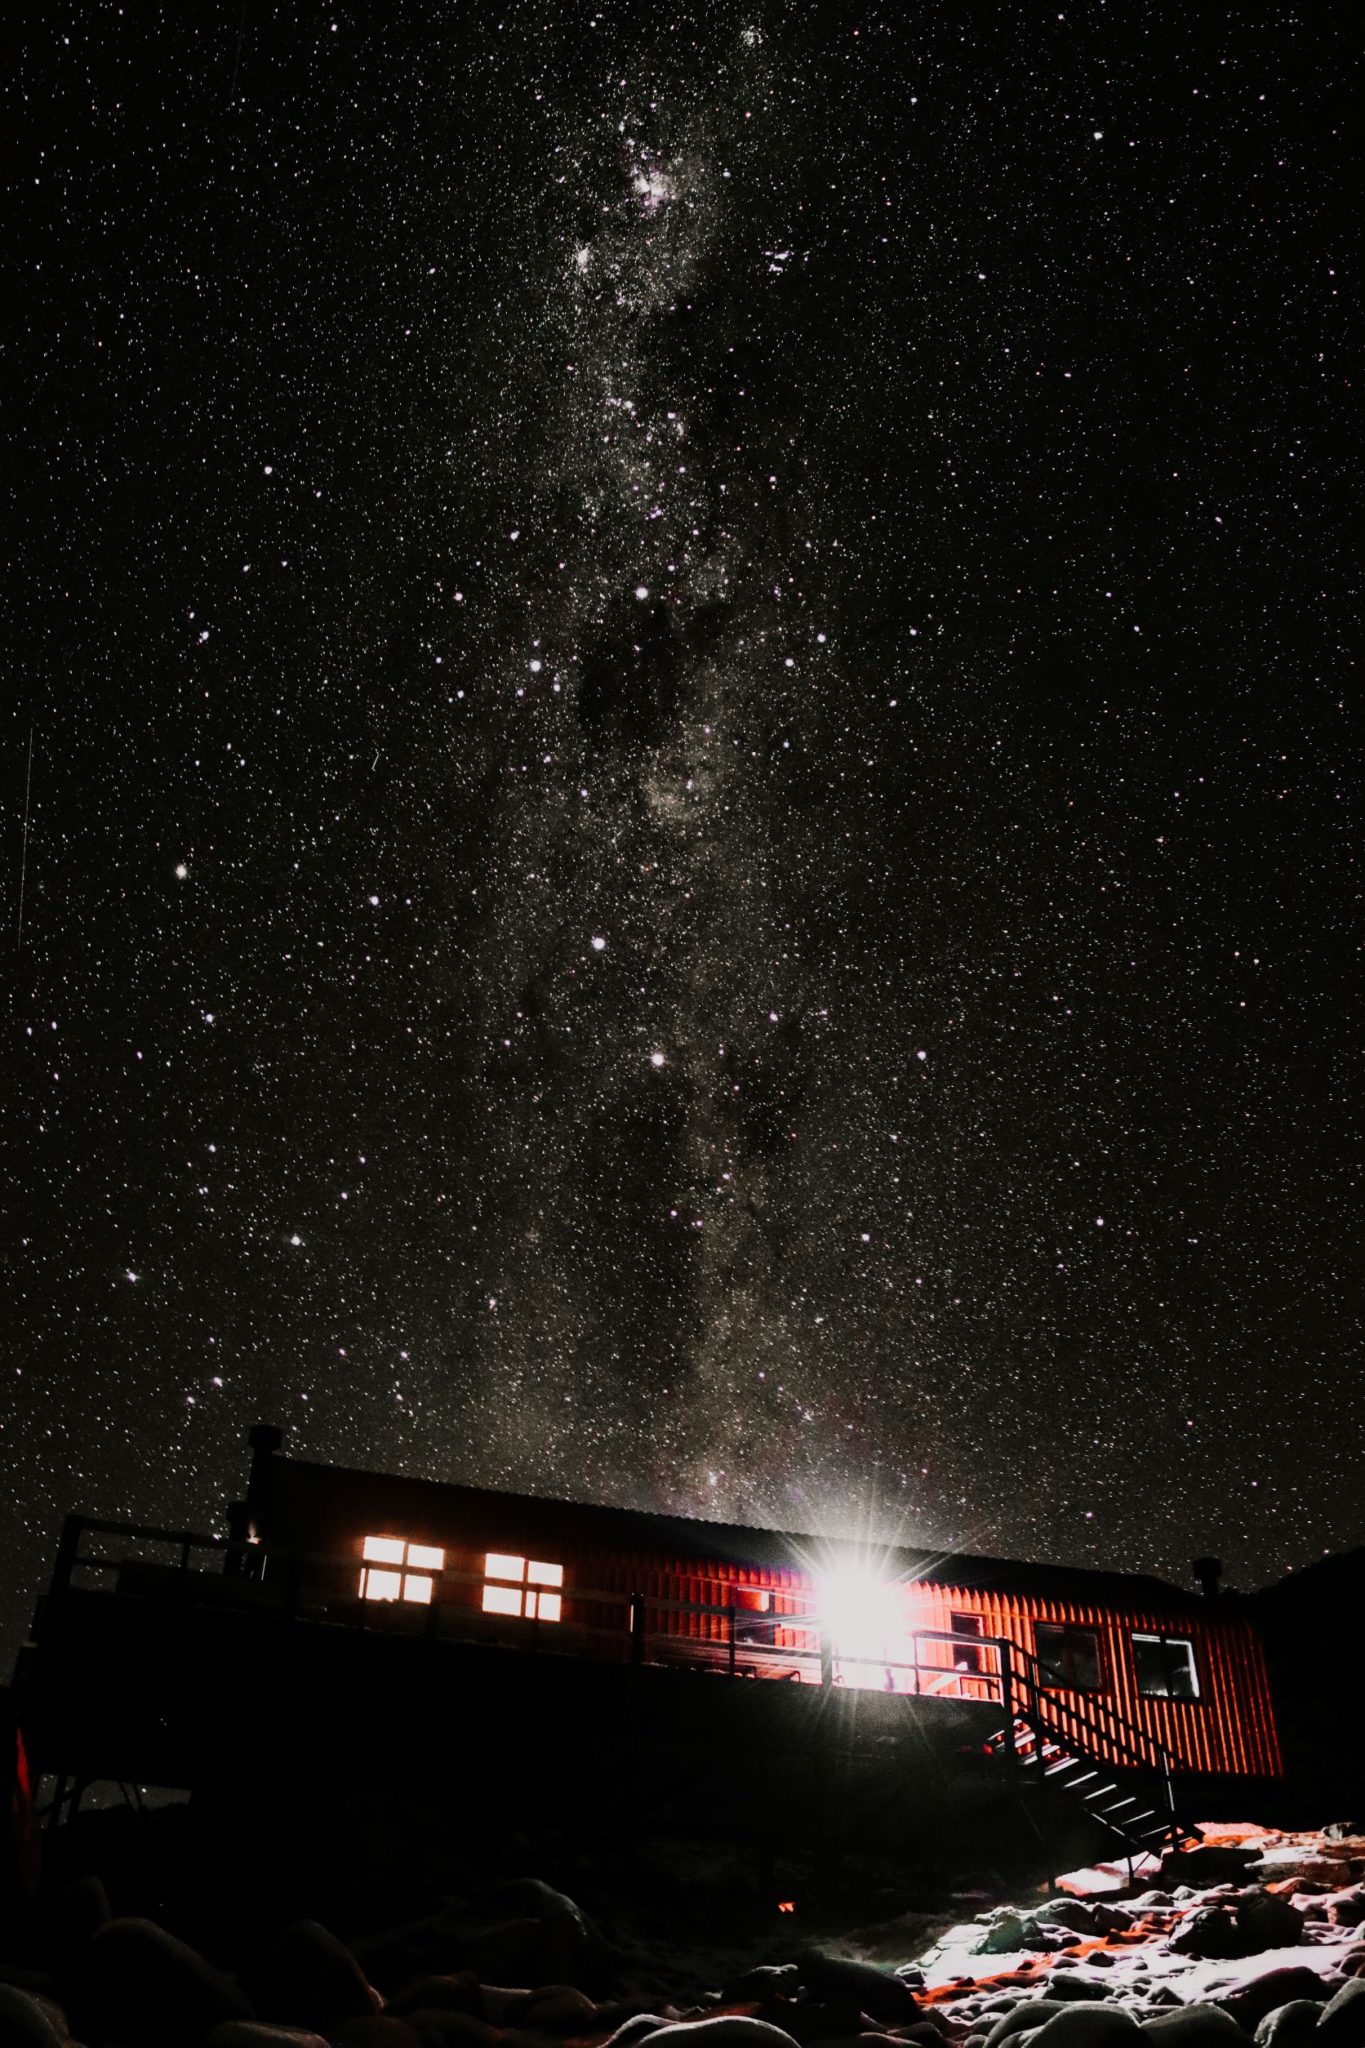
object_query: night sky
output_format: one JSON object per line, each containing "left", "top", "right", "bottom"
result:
{"left": 4, "top": 3, "right": 1359, "bottom": 1666}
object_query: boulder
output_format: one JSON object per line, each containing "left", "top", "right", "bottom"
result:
{"left": 464, "top": 1916, "right": 589, "bottom": 1990}
{"left": 978, "top": 1917, "right": 1032, "bottom": 1958}
{"left": 331, "top": 2022, "right": 422, "bottom": 2048}
{"left": 1317, "top": 1982, "right": 1365, "bottom": 2048}
{"left": 985, "top": 2003, "right": 1075, "bottom": 2048}
{"left": 0, "top": 1982, "right": 68, "bottom": 2048}
{"left": 1330, "top": 1901, "right": 1365, "bottom": 1932}
{"left": 725, "top": 1969, "right": 801, "bottom": 2003}
{"left": 629, "top": 2024, "right": 802, "bottom": 2048}
{"left": 518, "top": 1986, "right": 599, "bottom": 2032}
{"left": 65, "top": 1916, "right": 252, "bottom": 2048}
{"left": 1237, "top": 1894, "right": 1304, "bottom": 1953}
{"left": 1255, "top": 2006, "right": 1327, "bottom": 2048}
{"left": 200, "top": 2028, "right": 331, "bottom": 2048}
{"left": 1220, "top": 1970, "right": 1328, "bottom": 2031}
{"left": 241, "top": 1921, "right": 381, "bottom": 2034}
{"left": 1139, "top": 2007, "right": 1250, "bottom": 2048}
{"left": 387, "top": 1980, "right": 486, "bottom": 2023}
{"left": 40, "top": 1875, "right": 110, "bottom": 1966}
{"left": 796, "top": 1956, "right": 919, "bottom": 2026}
{"left": 1162, "top": 1851, "right": 1263, "bottom": 1888}
{"left": 1168, "top": 1911, "right": 1245, "bottom": 1962}
{"left": 1028, "top": 2010, "right": 1142, "bottom": 2048}
{"left": 1045, "top": 1978, "right": 1111, "bottom": 2004}
{"left": 600, "top": 2017, "right": 675, "bottom": 2048}
{"left": 401, "top": 2015, "right": 515, "bottom": 2048}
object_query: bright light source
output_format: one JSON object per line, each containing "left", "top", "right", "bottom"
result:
{"left": 818, "top": 1565, "right": 905, "bottom": 1670}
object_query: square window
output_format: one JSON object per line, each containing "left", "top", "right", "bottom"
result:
{"left": 526, "top": 1559, "right": 563, "bottom": 1587}
{"left": 481, "top": 1552, "right": 564, "bottom": 1622}
{"left": 1036, "top": 1622, "right": 1103, "bottom": 1690}
{"left": 1132, "top": 1632, "right": 1200, "bottom": 1699}
{"left": 360, "top": 1536, "right": 443, "bottom": 1604}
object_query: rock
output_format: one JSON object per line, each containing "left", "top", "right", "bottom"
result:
{"left": 64, "top": 1916, "right": 252, "bottom": 2048}
{"left": 519, "top": 1986, "right": 599, "bottom": 2032}
{"left": 600, "top": 2018, "right": 675, "bottom": 2048}
{"left": 241, "top": 1921, "right": 381, "bottom": 2034}
{"left": 465, "top": 1916, "right": 589, "bottom": 1990}
{"left": 1323, "top": 1829, "right": 1365, "bottom": 1845}
{"left": 1028, "top": 2010, "right": 1142, "bottom": 2048}
{"left": 979, "top": 1917, "right": 1032, "bottom": 1958}
{"left": 1045, "top": 1979, "right": 1110, "bottom": 2005}
{"left": 1317, "top": 1982, "right": 1365, "bottom": 2048}
{"left": 1139, "top": 2007, "right": 1250, "bottom": 2048}
{"left": 0, "top": 1982, "right": 68, "bottom": 2048}
{"left": 331, "top": 2022, "right": 422, "bottom": 2048}
{"left": 391, "top": 2015, "right": 499, "bottom": 2048}
{"left": 632, "top": 2025, "right": 802, "bottom": 2048}
{"left": 201, "top": 2028, "right": 331, "bottom": 2048}
{"left": 726, "top": 1970, "right": 801, "bottom": 2002}
{"left": 1331, "top": 1901, "right": 1365, "bottom": 1931}
{"left": 388, "top": 1980, "right": 486, "bottom": 2022}
{"left": 796, "top": 1956, "right": 918, "bottom": 2026}
{"left": 1255, "top": 2006, "right": 1327, "bottom": 2048}
{"left": 1237, "top": 1893, "right": 1305, "bottom": 1953}
{"left": 1162, "top": 1851, "right": 1263, "bottom": 1888}
{"left": 40, "top": 1875, "right": 110, "bottom": 1966}
{"left": 1220, "top": 1970, "right": 1328, "bottom": 2030}
{"left": 1168, "top": 1910, "right": 1245, "bottom": 1962}
{"left": 985, "top": 2003, "right": 1074, "bottom": 2048}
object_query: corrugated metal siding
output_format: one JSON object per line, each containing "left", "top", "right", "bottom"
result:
{"left": 906, "top": 1582, "right": 1281, "bottom": 1776}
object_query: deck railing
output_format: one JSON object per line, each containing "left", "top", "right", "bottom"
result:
{"left": 43, "top": 1511, "right": 1179, "bottom": 1794}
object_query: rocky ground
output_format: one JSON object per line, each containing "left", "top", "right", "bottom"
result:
{"left": 2, "top": 1823, "right": 1364, "bottom": 2048}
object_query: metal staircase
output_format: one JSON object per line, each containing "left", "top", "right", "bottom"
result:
{"left": 988, "top": 1646, "right": 1203, "bottom": 1862}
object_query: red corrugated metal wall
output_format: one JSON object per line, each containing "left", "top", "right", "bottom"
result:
{"left": 569, "top": 1546, "right": 1281, "bottom": 1778}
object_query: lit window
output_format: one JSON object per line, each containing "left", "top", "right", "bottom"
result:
{"left": 359, "top": 1534, "right": 445, "bottom": 1604}
{"left": 1132, "top": 1632, "right": 1200, "bottom": 1700}
{"left": 481, "top": 1553, "right": 564, "bottom": 1622}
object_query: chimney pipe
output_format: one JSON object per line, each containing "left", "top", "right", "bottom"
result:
{"left": 1191, "top": 1556, "right": 1223, "bottom": 1599}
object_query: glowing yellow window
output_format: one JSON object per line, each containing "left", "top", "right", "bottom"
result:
{"left": 359, "top": 1535, "right": 445, "bottom": 1604}
{"left": 481, "top": 1552, "right": 563, "bottom": 1622}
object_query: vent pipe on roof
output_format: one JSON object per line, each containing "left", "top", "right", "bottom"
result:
{"left": 246, "top": 1423, "right": 284, "bottom": 1534}
{"left": 1192, "top": 1556, "right": 1223, "bottom": 1599}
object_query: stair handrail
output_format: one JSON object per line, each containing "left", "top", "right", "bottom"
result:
{"left": 1009, "top": 1642, "right": 1180, "bottom": 1780}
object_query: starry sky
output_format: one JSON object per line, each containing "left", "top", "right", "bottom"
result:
{"left": 4, "top": 2, "right": 1359, "bottom": 1667}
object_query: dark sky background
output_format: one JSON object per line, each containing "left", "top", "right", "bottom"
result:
{"left": 3, "top": 2, "right": 1359, "bottom": 1667}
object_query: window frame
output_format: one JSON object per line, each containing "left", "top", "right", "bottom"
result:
{"left": 1130, "top": 1629, "right": 1202, "bottom": 1701}
{"left": 1034, "top": 1620, "right": 1105, "bottom": 1692}
{"left": 480, "top": 1552, "right": 564, "bottom": 1623}
{"left": 358, "top": 1535, "right": 445, "bottom": 1606}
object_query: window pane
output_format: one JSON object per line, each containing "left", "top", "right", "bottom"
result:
{"left": 486, "top": 1553, "right": 525, "bottom": 1583}
{"left": 362, "top": 1568, "right": 402, "bottom": 1602}
{"left": 363, "top": 1535, "right": 406, "bottom": 1565}
{"left": 482, "top": 1584, "right": 523, "bottom": 1617}
{"left": 950, "top": 1611, "right": 984, "bottom": 1673}
{"left": 526, "top": 1559, "right": 563, "bottom": 1586}
{"left": 403, "top": 1574, "right": 434, "bottom": 1604}
{"left": 1036, "top": 1623, "right": 1102, "bottom": 1689}
{"left": 1133, "top": 1632, "right": 1199, "bottom": 1700}
{"left": 535, "top": 1591, "right": 562, "bottom": 1623}
{"left": 407, "top": 1544, "right": 444, "bottom": 1572}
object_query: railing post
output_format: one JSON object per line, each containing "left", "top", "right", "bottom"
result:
{"left": 727, "top": 1603, "right": 737, "bottom": 1678}
{"left": 51, "top": 1517, "right": 83, "bottom": 1598}
{"left": 999, "top": 1640, "right": 1017, "bottom": 1758}
{"left": 820, "top": 1630, "right": 833, "bottom": 1688}
{"left": 629, "top": 1594, "right": 644, "bottom": 1668}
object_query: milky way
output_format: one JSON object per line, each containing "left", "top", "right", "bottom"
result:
{"left": 4, "top": 4, "right": 1359, "bottom": 1664}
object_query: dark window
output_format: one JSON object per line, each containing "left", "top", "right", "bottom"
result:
{"left": 950, "top": 1611, "right": 984, "bottom": 1673}
{"left": 1035, "top": 1623, "right": 1103, "bottom": 1690}
{"left": 1131, "top": 1632, "right": 1200, "bottom": 1700}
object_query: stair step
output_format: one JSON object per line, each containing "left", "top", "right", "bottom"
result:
{"left": 1082, "top": 1784, "right": 1121, "bottom": 1801}
{"left": 1044, "top": 1758, "right": 1083, "bottom": 1777}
